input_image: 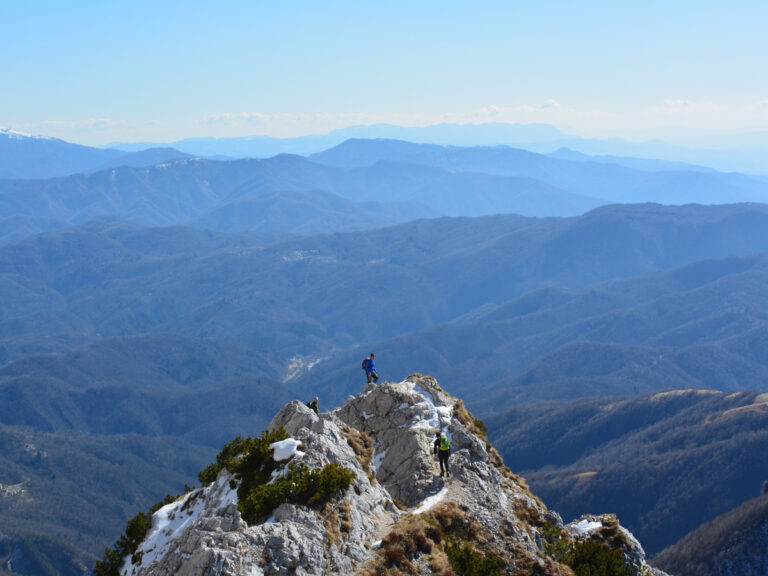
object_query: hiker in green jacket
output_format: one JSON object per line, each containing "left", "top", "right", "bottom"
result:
{"left": 433, "top": 430, "right": 451, "bottom": 477}
{"left": 306, "top": 396, "right": 319, "bottom": 414}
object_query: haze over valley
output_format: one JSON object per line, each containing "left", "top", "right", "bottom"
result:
{"left": 4, "top": 2, "right": 768, "bottom": 574}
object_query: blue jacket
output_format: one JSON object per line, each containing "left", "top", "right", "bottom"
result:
{"left": 366, "top": 358, "right": 377, "bottom": 374}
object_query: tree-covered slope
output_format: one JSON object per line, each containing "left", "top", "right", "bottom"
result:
{"left": 0, "top": 425, "right": 212, "bottom": 576}
{"left": 484, "top": 390, "right": 768, "bottom": 555}
{"left": 653, "top": 492, "right": 768, "bottom": 576}
{"left": 4, "top": 203, "right": 768, "bottom": 370}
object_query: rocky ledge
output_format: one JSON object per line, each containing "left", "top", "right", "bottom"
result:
{"left": 118, "top": 375, "right": 669, "bottom": 575}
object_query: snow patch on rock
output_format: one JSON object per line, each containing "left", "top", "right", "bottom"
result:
{"left": 270, "top": 438, "right": 304, "bottom": 461}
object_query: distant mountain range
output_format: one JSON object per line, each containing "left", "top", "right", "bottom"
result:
{"left": 0, "top": 154, "right": 441, "bottom": 244}
{"left": 107, "top": 122, "right": 569, "bottom": 157}
{"left": 310, "top": 138, "right": 768, "bottom": 205}
{"left": 107, "top": 122, "right": 768, "bottom": 174}
{"left": 5, "top": 122, "right": 768, "bottom": 183}
{"left": 0, "top": 129, "right": 194, "bottom": 180}
{"left": 93, "top": 146, "right": 193, "bottom": 170}
{"left": 3, "top": 137, "right": 768, "bottom": 247}
{"left": 3, "top": 203, "right": 768, "bottom": 411}
{"left": 0, "top": 129, "right": 123, "bottom": 179}
{"left": 546, "top": 147, "right": 716, "bottom": 173}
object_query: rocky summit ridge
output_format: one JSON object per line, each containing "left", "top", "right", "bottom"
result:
{"left": 117, "top": 375, "right": 668, "bottom": 575}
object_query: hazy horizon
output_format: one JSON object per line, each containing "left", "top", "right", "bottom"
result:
{"left": 3, "top": 1, "right": 767, "bottom": 147}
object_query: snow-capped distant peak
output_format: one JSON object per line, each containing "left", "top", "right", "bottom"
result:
{"left": 0, "top": 127, "right": 53, "bottom": 141}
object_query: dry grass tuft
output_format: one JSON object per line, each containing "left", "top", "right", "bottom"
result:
{"left": 392, "top": 497, "right": 408, "bottom": 510}
{"left": 357, "top": 511, "right": 458, "bottom": 575}
{"left": 339, "top": 500, "right": 353, "bottom": 534}
{"left": 511, "top": 496, "right": 546, "bottom": 528}
{"left": 452, "top": 400, "right": 477, "bottom": 431}
{"left": 591, "top": 515, "right": 632, "bottom": 550}
{"left": 341, "top": 425, "right": 375, "bottom": 482}
{"left": 323, "top": 504, "right": 342, "bottom": 547}
{"left": 513, "top": 552, "right": 576, "bottom": 576}
{"left": 424, "top": 502, "right": 479, "bottom": 541}
{"left": 357, "top": 502, "right": 536, "bottom": 575}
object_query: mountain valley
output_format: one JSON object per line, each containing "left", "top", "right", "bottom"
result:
{"left": 2, "top": 135, "right": 768, "bottom": 574}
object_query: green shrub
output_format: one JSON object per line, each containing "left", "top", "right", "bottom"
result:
{"left": 94, "top": 510, "right": 156, "bottom": 576}
{"left": 444, "top": 539, "right": 503, "bottom": 576}
{"left": 541, "top": 521, "right": 631, "bottom": 576}
{"left": 199, "top": 427, "right": 355, "bottom": 524}
{"left": 94, "top": 547, "right": 123, "bottom": 576}
{"left": 306, "top": 462, "right": 356, "bottom": 505}
{"left": 198, "top": 428, "right": 289, "bottom": 486}
{"left": 239, "top": 462, "right": 355, "bottom": 524}
{"left": 542, "top": 520, "right": 575, "bottom": 564}
{"left": 149, "top": 493, "right": 176, "bottom": 514}
{"left": 570, "top": 540, "right": 631, "bottom": 576}
{"left": 197, "top": 461, "right": 222, "bottom": 485}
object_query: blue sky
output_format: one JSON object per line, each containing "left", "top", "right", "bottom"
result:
{"left": 2, "top": 0, "right": 767, "bottom": 145}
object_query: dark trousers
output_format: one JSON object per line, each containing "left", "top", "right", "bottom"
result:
{"left": 367, "top": 372, "right": 378, "bottom": 384}
{"left": 438, "top": 450, "right": 450, "bottom": 474}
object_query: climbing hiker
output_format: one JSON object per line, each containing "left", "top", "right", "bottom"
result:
{"left": 363, "top": 353, "right": 378, "bottom": 384}
{"left": 306, "top": 396, "right": 319, "bottom": 414}
{"left": 434, "top": 430, "right": 451, "bottom": 477}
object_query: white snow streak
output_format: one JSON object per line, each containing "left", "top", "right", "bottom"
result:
{"left": 372, "top": 447, "right": 388, "bottom": 474}
{"left": 399, "top": 379, "right": 453, "bottom": 441}
{"left": 121, "top": 475, "right": 237, "bottom": 575}
{"left": 413, "top": 487, "right": 449, "bottom": 514}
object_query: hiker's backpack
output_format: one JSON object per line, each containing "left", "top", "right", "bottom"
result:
{"left": 362, "top": 358, "right": 368, "bottom": 371}
{"left": 440, "top": 434, "right": 451, "bottom": 451}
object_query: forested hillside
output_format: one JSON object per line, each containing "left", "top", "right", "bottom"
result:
{"left": 485, "top": 390, "right": 768, "bottom": 555}
{"left": 653, "top": 492, "right": 768, "bottom": 575}
{"left": 4, "top": 202, "right": 768, "bottom": 573}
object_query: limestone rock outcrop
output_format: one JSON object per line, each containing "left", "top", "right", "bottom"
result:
{"left": 118, "top": 375, "right": 669, "bottom": 575}
{"left": 565, "top": 514, "right": 652, "bottom": 573}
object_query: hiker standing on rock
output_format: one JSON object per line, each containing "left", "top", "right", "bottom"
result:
{"left": 306, "top": 396, "right": 319, "bottom": 414}
{"left": 363, "top": 353, "right": 378, "bottom": 384}
{"left": 434, "top": 431, "right": 451, "bottom": 477}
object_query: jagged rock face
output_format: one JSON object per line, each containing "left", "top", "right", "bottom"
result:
{"left": 335, "top": 377, "right": 456, "bottom": 506}
{"left": 337, "top": 376, "right": 565, "bottom": 571}
{"left": 120, "top": 375, "right": 668, "bottom": 575}
{"left": 123, "top": 401, "right": 398, "bottom": 576}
